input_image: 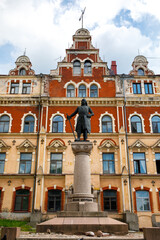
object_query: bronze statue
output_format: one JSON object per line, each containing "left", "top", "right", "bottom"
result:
{"left": 67, "top": 99, "right": 94, "bottom": 141}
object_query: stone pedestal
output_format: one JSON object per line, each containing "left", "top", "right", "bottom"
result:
{"left": 66, "top": 141, "right": 98, "bottom": 212}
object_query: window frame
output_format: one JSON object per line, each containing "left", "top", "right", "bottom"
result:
{"left": 10, "top": 83, "right": 19, "bottom": 94}
{"left": 0, "top": 115, "right": 10, "bottom": 133}
{"left": 90, "top": 84, "right": 98, "bottom": 97}
{"left": 155, "top": 153, "right": 160, "bottom": 174}
{"left": 67, "top": 84, "right": 75, "bottom": 97}
{"left": 19, "top": 153, "right": 32, "bottom": 174}
{"left": 103, "top": 153, "right": 115, "bottom": 174}
{"left": 84, "top": 60, "right": 92, "bottom": 75}
{"left": 133, "top": 83, "right": 142, "bottom": 94}
{"left": 14, "top": 189, "right": 30, "bottom": 212}
{"left": 152, "top": 116, "right": 160, "bottom": 133}
{"left": 47, "top": 189, "right": 62, "bottom": 212}
{"left": 103, "top": 189, "right": 117, "bottom": 211}
{"left": 131, "top": 115, "right": 143, "bottom": 133}
{"left": 136, "top": 190, "right": 150, "bottom": 212}
{"left": 102, "top": 115, "right": 113, "bottom": 133}
{"left": 23, "top": 115, "right": 35, "bottom": 133}
{"left": 78, "top": 84, "right": 86, "bottom": 98}
{"left": 133, "top": 152, "right": 147, "bottom": 174}
{"left": 52, "top": 115, "right": 63, "bottom": 133}
{"left": 50, "top": 153, "right": 62, "bottom": 174}
{"left": 22, "top": 83, "right": 31, "bottom": 94}
{"left": 73, "top": 60, "right": 81, "bottom": 76}
{"left": 0, "top": 153, "right": 6, "bottom": 174}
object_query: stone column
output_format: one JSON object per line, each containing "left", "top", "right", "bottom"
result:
{"left": 66, "top": 141, "right": 98, "bottom": 212}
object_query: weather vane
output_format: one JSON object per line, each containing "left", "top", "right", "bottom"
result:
{"left": 79, "top": 7, "right": 86, "bottom": 28}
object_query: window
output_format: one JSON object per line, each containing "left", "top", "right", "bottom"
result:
{"left": 90, "top": 84, "right": 98, "bottom": 97}
{"left": 102, "top": 116, "right": 112, "bottom": 133}
{"left": 155, "top": 153, "right": 160, "bottom": 174}
{"left": 19, "top": 153, "right": 32, "bottom": 174}
{"left": 133, "top": 153, "right": 146, "bottom": 174}
{"left": 50, "top": 153, "right": 62, "bottom": 174}
{"left": 19, "top": 68, "right": 26, "bottom": 76}
{"left": 152, "top": 116, "right": 160, "bottom": 133}
{"left": 22, "top": 83, "right": 31, "bottom": 94}
{"left": 73, "top": 60, "right": 81, "bottom": 75}
{"left": 136, "top": 190, "right": 150, "bottom": 211}
{"left": 67, "top": 84, "right": 75, "bottom": 97}
{"left": 144, "top": 83, "right": 153, "bottom": 94}
{"left": 14, "top": 189, "right": 29, "bottom": 212}
{"left": 0, "top": 153, "right": 5, "bottom": 174}
{"left": 133, "top": 83, "right": 141, "bottom": 94}
{"left": 131, "top": 116, "right": 142, "bottom": 133}
{"left": 52, "top": 115, "right": 63, "bottom": 133}
{"left": 10, "top": 83, "right": 19, "bottom": 94}
{"left": 103, "top": 153, "right": 115, "bottom": 174}
{"left": 0, "top": 115, "right": 10, "bottom": 133}
{"left": 23, "top": 115, "right": 35, "bottom": 133}
{"left": 47, "top": 189, "right": 61, "bottom": 212}
{"left": 138, "top": 68, "right": 144, "bottom": 76}
{"left": 103, "top": 190, "right": 117, "bottom": 211}
{"left": 84, "top": 60, "right": 92, "bottom": 74}
{"left": 78, "top": 84, "right": 86, "bottom": 98}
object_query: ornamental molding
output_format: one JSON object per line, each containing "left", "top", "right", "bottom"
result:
{"left": 0, "top": 139, "right": 11, "bottom": 151}
{"left": 20, "top": 111, "right": 37, "bottom": 133}
{"left": 0, "top": 111, "right": 13, "bottom": 133}
{"left": 98, "top": 139, "right": 118, "bottom": 150}
{"left": 99, "top": 111, "right": 116, "bottom": 133}
{"left": 149, "top": 112, "right": 160, "bottom": 133}
{"left": 151, "top": 139, "right": 160, "bottom": 149}
{"left": 49, "top": 111, "right": 66, "bottom": 133}
{"left": 129, "top": 139, "right": 148, "bottom": 149}
{"left": 16, "top": 139, "right": 36, "bottom": 150}
{"left": 47, "top": 138, "right": 67, "bottom": 151}
{"left": 128, "top": 112, "right": 145, "bottom": 133}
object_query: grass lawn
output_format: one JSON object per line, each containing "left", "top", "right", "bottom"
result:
{"left": 0, "top": 219, "right": 35, "bottom": 232}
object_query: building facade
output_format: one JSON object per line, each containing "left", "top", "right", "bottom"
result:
{"left": 0, "top": 28, "right": 160, "bottom": 228}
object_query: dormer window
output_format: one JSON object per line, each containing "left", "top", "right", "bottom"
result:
{"left": 84, "top": 60, "right": 92, "bottom": 75}
{"left": 138, "top": 68, "right": 144, "bottom": 76}
{"left": 19, "top": 68, "right": 26, "bottom": 76}
{"left": 73, "top": 60, "right": 81, "bottom": 75}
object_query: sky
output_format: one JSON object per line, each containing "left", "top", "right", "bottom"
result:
{"left": 0, "top": 0, "right": 160, "bottom": 75}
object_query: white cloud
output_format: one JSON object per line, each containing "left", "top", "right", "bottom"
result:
{"left": 0, "top": 0, "right": 160, "bottom": 74}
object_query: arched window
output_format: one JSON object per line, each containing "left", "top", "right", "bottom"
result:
{"left": 23, "top": 115, "right": 35, "bottom": 133}
{"left": 0, "top": 115, "right": 10, "bottom": 133}
{"left": 90, "top": 84, "right": 98, "bottom": 97}
{"left": 67, "top": 84, "right": 75, "bottom": 97}
{"left": 84, "top": 60, "right": 92, "bottom": 74}
{"left": 19, "top": 68, "right": 26, "bottom": 76}
{"left": 73, "top": 60, "right": 81, "bottom": 75}
{"left": 136, "top": 190, "right": 150, "bottom": 211}
{"left": 102, "top": 116, "right": 112, "bottom": 133}
{"left": 138, "top": 68, "right": 144, "bottom": 76}
{"left": 48, "top": 189, "right": 61, "bottom": 212}
{"left": 52, "top": 115, "right": 63, "bottom": 133}
{"left": 103, "top": 190, "right": 117, "bottom": 211}
{"left": 152, "top": 116, "right": 160, "bottom": 133}
{"left": 14, "top": 189, "right": 30, "bottom": 212}
{"left": 78, "top": 84, "right": 86, "bottom": 98}
{"left": 131, "top": 116, "right": 142, "bottom": 133}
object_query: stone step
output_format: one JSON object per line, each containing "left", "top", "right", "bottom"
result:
{"left": 18, "top": 236, "right": 144, "bottom": 240}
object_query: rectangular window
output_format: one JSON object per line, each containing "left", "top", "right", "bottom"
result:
{"left": 136, "top": 191, "right": 150, "bottom": 211}
{"left": 50, "top": 153, "right": 62, "bottom": 174}
{"left": 133, "top": 153, "right": 147, "bottom": 174}
{"left": 19, "top": 153, "right": 32, "bottom": 174}
{"left": 133, "top": 83, "right": 141, "bottom": 94}
{"left": 103, "top": 153, "right": 115, "bottom": 174}
{"left": 155, "top": 153, "right": 160, "bottom": 174}
{"left": 10, "top": 83, "right": 19, "bottom": 94}
{"left": 144, "top": 83, "right": 153, "bottom": 94}
{"left": 0, "top": 153, "right": 5, "bottom": 174}
{"left": 22, "top": 83, "right": 31, "bottom": 94}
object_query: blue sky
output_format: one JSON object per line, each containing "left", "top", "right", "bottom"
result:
{"left": 0, "top": 0, "right": 160, "bottom": 74}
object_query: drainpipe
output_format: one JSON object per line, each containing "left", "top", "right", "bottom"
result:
{"left": 32, "top": 73, "right": 43, "bottom": 213}
{"left": 121, "top": 74, "right": 134, "bottom": 212}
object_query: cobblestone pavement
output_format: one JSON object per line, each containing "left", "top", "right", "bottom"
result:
{"left": 18, "top": 231, "right": 144, "bottom": 239}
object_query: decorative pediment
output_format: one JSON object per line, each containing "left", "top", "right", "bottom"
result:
{"left": 47, "top": 139, "right": 67, "bottom": 151}
{"left": 129, "top": 140, "right": 148, "bottom": 149}
{"left": 0, "top": 140, "right": 11, "bottom": 151}
{"left": 151, "top": 140, "right": 160, "bottom": 149}
{"left": 98, "top": 139, "right": 118, "bottom": 150}
{"left": 16, "top": 139, "right": 36, "bottom": 150}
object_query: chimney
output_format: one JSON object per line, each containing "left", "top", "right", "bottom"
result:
{"left": 111, "top": 61, "right": 117, "bottom": 75}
